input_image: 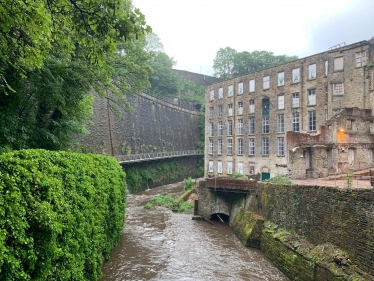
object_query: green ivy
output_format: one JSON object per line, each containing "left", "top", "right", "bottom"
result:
{"left": 0, "top": 149, "right": 126, "bottom": 281}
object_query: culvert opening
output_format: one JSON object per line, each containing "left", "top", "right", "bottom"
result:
{"left": 209, "top": 213, "right": 229, "bottom": 222}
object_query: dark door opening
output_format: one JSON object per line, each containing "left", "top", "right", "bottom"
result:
{"left": 209, "top": 213, "right": 229, "bottom": 222}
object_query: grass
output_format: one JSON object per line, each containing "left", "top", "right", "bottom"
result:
{"left": 146, "top": 193, "right": 194, "bottom": 213}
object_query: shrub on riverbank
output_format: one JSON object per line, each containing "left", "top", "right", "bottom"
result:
{"left": 0, "top": 149, "right": 126, "bottom": 281}
{"left": 147, "top": 192, "right": 194, "bottom": 213}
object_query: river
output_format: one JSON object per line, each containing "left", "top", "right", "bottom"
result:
{"left": 100, "top": 182, "right": 289, "bottom": 281}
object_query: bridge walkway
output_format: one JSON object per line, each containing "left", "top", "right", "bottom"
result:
{"left": 116, "top": 150, "right": 203, "bottom": 164}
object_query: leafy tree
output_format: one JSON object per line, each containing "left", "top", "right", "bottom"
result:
{"left": 213, "top": 47, "right": 237, "bottom": 79}
{"left": 0, "top": 0, "right": 154, "bottom": 151}
{"left": 145, "top": 33, "right": 164, "bottom": 53}
{"left": 0, "top": 0, "right": 151, "bottom": 94}
{"left": 232, "top": 50, "right": 298, "bottom": 76}
{"left": 149, "top": 52, "right": 181, "bottom": 96}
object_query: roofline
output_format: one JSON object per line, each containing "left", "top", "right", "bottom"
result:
{"left": 205, "top": 39, "right": 371, "bottom": 88}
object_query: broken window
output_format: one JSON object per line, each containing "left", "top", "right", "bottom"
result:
{"left": 356, "top": 51, "right": 367, "bottom": 67}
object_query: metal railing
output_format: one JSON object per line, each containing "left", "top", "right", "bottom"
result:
{"left": 288, "top": 170, "right": 374, "bottom": 189}
{"left": 116, "top": 150, "right": 204, "bottom": 164}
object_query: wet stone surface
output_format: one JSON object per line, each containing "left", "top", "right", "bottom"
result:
{"left": 100, "top": 182, "right": 289, "bottom": 281}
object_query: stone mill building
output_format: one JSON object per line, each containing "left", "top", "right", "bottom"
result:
{"left": 204, "top": 38, "right": 374, "bottom": 180}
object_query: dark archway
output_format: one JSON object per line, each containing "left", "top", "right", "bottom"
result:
{"left": 209, "top": 213, "right": 229, "bottom": 222}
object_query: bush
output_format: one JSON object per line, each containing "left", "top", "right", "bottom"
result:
{"left": 144, "top": 202, "right": 154, "bottom": 209}
{"left": 270, "top": 173, "right": 292, "bottom": 185}
{"left": 183, "top": 177, "right": 193, "bottom": 191}
{"left": 234, "top": 172, "right": 245, "bottom": 179}
{"left": 0, "top": 149, "right": 126, "bottom": 281}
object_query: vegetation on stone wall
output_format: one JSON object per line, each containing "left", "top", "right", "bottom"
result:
{"left": 0, "top": 150, "right": 126, "bottom": 280}
{"left": 125, "top": 158, "right": 201, "bottom": 193}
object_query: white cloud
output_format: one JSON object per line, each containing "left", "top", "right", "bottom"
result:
{"left": 133, "top": 0, "right": 373, "bottom": 76}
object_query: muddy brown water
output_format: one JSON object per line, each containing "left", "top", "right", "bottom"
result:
{"left": 100, "top": 182, "right": 289, "bottom": 281}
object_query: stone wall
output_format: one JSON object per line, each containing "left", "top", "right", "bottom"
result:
{"left": 251, "top": 183, "right": 374, "bottom": 277}
{"left": 80, "top": 92, "right": 201, "bottom": 156}
{"left": 198, "top": 180, "right": 374, "bottom": 278}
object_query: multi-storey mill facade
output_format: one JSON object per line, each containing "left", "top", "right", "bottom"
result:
{"left": 205, "top": 38, "right": 374, "bottom": 180}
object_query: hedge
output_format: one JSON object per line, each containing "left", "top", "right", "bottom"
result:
{"left": 0, "top": 150, "right": 126, "bottom": 281}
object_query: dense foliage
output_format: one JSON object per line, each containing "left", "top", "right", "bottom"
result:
{"left": 0, "top": 0, "right": 153, "bottom": 151}
{"left": 0, "top": 150, "right": 126, "bottom": 280}
{"left": 213, "top": 48, "right": 298, "bottom": 79}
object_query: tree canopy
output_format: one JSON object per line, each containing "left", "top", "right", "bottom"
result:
{"left": 213, "top": 48, "right": 298, "bottom": 79}
{"left": 213, "top": 47, "right": 237, "bottom": 80}
{"left": 0, "top": 0, "right": 154, "bottom": 151}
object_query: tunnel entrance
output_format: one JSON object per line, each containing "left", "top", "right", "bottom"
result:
{"left": 209, "top": 213, "right": 229, "bottom": 222}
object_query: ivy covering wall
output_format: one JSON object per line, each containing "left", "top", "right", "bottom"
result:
{"left": 0, "top": 150, "right": 126, "bottom": 281}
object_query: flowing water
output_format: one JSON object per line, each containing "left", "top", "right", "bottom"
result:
{"left": 100, "top": 182, "right": 289, "bottom": 281}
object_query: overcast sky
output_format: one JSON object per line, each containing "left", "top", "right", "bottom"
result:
{"left": 133, "top": 0, "right": 374, "bottom": 76}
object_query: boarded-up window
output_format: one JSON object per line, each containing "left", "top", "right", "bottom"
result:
{"left": 334, "top": 57, "right": 343, "bottom": 71}
{"left": 249, "top": 79, "right": 255, "bottom": 92}
{"left": 263, "top": 76, "right": 270, "bottom": 89}
{"left": 356, "top": 51, "right": 367, "bottom": 67}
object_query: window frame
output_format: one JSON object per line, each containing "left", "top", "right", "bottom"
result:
{"left": 209, "top": 140, "right": 214, "bottom": 154}
{"left": 238, "top": 101, "right": 243, "bottom": 115}
{"left": 218, "top": 139, "right": 223, "bottom": 155}
{"left": 277, "top": 137, "right": 285, "bottom": 156}
{"left": 308, "top": 88, "right": 316, "bottom": 106}
{"left": 209, "top": 90, "right": 214, "bottom": 101}
{"left": 227, "top": 120, "right": 233, "bottom": 136}
{"left": 263, "top": 76, "right": 270, "bottom": 89}
{"left": 333, "top": 83, "right": 344, "bottom": 95}
{"left": 249, "top": 99, "right": 255, "bottom": 114}
{"left": 262, "top": 137, "right": 269, "bottom": 156}
{"left": 209, "top": 122, "right": 214, "bottom": 137}
{"left": 292, "top": 112, "right": 300, "bottom": 132}
{"left": 262, "top": 116, "right": 269, "bottom": 134}
{"left": 249, "top": 117, "right": 255, "bottom": 135}
{"left": 292, "top": 92, "right": 300, "bottom": 108}
{"left": 278, "top": 72, "right": 285, "bottom": 86}
{"left": 238, "top": 119, "right": 244, "bottom": 135}
{"left": 277, "top": 114, "right": 284, "bottom": 133}
{"left": 356, "top": 51, "right": 367, "bottom": 67}
{"left": 237, "top": 138, "right": 243, "bottom": 155}
{"left": 292, "top": 68, "right": 300, "bottom": 83}
{"left": 228, "top": 103, "right": 233, "bottom": 116}
{"left": 209, "top": 106, "right": 214, "bottom": 119}
{"left": 308, "top": 110, "right": 317, "bottom": 131}
{"left": 227, "top": 139, "right": 233, "bottom": 155}
{"left": 278, "top": 95, "right": 284, "bottom": 110}
{"left": 238, "top": 82, "right": 244, "bottom": 95}
{"left": 218, "top": 105, "right": 223, "bottom": 117}
{"left": 308, "top": 64, "right": 316, "bottom": 80}
{"left": 228, "top": 85, "right": 233, "bottom": 97}
{"left": 249, "top": 138, "right": 255, "bottom": 156}
{"left": 249, "top": 79, "right": 255, "bottom": 93}
{"left": 218, "top": 121, "right": 223, "bottom": 136}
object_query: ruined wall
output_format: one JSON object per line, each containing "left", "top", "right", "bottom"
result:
{"left": 80, "top": 92, "right": 201, "bottom": 156}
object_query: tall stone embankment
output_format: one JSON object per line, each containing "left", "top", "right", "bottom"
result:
{"left": 198, "top": 181, "right": 374, "bottom": 280}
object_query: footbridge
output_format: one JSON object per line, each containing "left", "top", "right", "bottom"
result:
{"left": 116, "top": 150, "right": 203, "bottom": 164}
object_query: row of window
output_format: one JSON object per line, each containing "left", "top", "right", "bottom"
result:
{"left": 208, "top": 137, "right": 285, "bottom": 156}
{"left": 209, "top": 111, "right": 317, "bottom": 137}
{"left": 209, "top": 51, "right": 367, "bottom": 101}
{"left": 209, "top": 86, "right": 333, "bottom": 119}
{"left": 208, "top": 160, "right": 256, "bottom": 175}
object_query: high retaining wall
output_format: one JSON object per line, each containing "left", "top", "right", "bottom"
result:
{"left": 80, "top": 92, "right": 201, "bottom": 156}
{"left": 198, "top": 182, "right": 374, "bottom": 280}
